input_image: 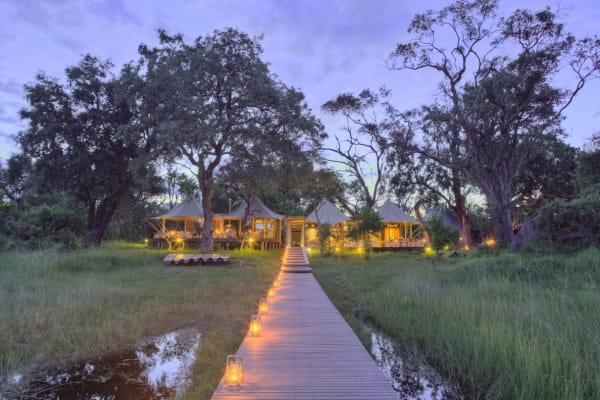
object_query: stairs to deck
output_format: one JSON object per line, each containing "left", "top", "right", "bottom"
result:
{"left": 281, "top": 247, "right": 311, "bottom": 273}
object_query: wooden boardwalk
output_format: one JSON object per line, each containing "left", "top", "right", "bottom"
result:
{"left": 211, "top": 248, "right": 397, "bottom": 400}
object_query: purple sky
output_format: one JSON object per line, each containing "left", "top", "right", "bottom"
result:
{"left": 1, "top": 0, "right": 599, "bottom": 161}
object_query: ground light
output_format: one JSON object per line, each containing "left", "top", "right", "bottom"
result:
{"left": 259, "top": 297, "right": 269, "bottom": 314}
{"left": 225, "top": 355, "right": 244, "bottom": 390}
{"left": 267, "top": 285, "right": 275, "bottom": 298}
{"left": 485, "top": 238, "right": 497, "bottom": 247}
{"left": 249, "top": 314, "right": 262, "bottom": 337}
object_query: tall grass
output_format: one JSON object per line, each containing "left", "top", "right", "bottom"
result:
{"left": 0, "top": 243, "right": 281, "bottom": 398}
{"left": 312, "top": 249, "right": 600, "bottom": 400}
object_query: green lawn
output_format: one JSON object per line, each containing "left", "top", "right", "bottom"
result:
{"left": 0, "top": 242, "right": 281, "bottom": 399}
{"left": 311, "top": 248, "right": 600, "bottom": 400}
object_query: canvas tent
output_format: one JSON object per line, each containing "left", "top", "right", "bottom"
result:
{"left": 147, "top": 198, "right": 204, "bottom": 248}
{"left": 303, "top": 199, "right": 349, "bottom": 248}
{"left": 374, "top": 199, "right": 423, "bottom": 248}
{"left": 215, "top": 197, "right": 284, "bottom": 249}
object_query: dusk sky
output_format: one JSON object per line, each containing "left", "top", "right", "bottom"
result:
{"left": 1, "top": 0, "right": 599, "bottom": 161}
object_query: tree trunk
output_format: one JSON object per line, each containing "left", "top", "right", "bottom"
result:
{"left": 199, "top": 173, "right": 215, "bottom": 252}
{"left": 450, "top": 168, "right": 472, "bottom": 247}
{"left": 413, "top": 199, "right": 430, "bottom": 245}
{"left": 86, "top": 196, "right": 120, "bottom": 247}
{"left": 488, "top": 201, "right": 514, "bottom": 246}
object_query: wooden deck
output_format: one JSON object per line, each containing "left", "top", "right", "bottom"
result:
{"left": 210, "top": 248, "right": 397, "bottom": 400}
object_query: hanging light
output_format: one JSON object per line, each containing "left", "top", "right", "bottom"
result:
{"left": 225, "top": 355, "right": 244, "bottom": 389}
{"left": 259, "top": 297, "right": 269, "bottom": 314}
{"left": 249, "top": 314, "right": 262, "bottom": 337}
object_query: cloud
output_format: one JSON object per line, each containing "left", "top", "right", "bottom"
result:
{"left": 0, "top": 79, "right": 23, "bottom": 96}
{"left": 88, "top": 0, "right": 142, "bottom": 26}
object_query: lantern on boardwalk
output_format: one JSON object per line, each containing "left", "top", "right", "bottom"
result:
{"left": 259, "top": 297, "right": 269, "bottom": 314}
{"left": 249, "top": 314, "right": 262, "bottom": 336}
{"left": 225, "top": 355, "right": 244, "bottom": 389}
{"left": 267, "top": 285, "right": 275, "bottom": 298}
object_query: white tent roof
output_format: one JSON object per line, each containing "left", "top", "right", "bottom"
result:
{"left": 377, "top": 199, "right": 417, "bottom": 223}
{"left": 306, "top": 199, "right": 349, "bottom": 225}
{"left": 224, "top": 196, "right": 284, "bottom": 219}
{"left": 152, "top": 198, "right": 204, "bottom": 220}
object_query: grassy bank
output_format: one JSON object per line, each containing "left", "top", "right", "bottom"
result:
{"left": 311, "top": 249, "right": 600, "bottom": 400}
{"left": 0, "top": 242, "right": 280, "bottom": 398}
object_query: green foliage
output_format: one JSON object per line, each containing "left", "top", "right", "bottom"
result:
{"left": 313, "top": 250, "right": 600, "bottom": 400}
{"left": 348, "top": 207, "right": 383, "bottom": 259}
{"left": 17, "top": 55, "right": 161, "bottom": 246}
{"left": 0, "top": 244, "right": 281, "bottom": 398}
{"left": 140, "top": 28, "right": 324, "bottom": 251}
{"left": 426, "top": 215, "right": 460, "bottom": 255}
{"left": 318, "top": 223, "right": 333, "bottom": 256}
{"left": 577, "top": 149, "right": 600, "bottom": 189}
{"left": 538, "top": 186, "right": 600, "bottom": 246}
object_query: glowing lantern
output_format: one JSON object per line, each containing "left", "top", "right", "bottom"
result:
{"left": 259, "top": 297, "right": 269, "bottom": 314}
{"left": 225, "top": 355, "right": 244, "bottom": 389}
{"left": 464, "top": 245, "right": 470, "bottom": 251}
{"left": 272, "top": 277, "right": 280, "bottom": 288}
{"left": 249, "top": 314, "right": 262, "bottom": 337}
{"left": 485, "top": 238, "right": 496, "bottom": 247}
{"left": 267, "top": 285, "right": 275, "bottom": 298}
{"left": 144, "top": 238, "right": 149, "bottom": 245}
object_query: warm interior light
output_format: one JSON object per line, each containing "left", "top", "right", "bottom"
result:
{"left": 259, "top": 297, "right": 269, "bottom": 314}
{"left": 175, "top": 237, "right": 183, "bottom": 244}
{"left": 225, "top": 355, "right": 243, "bottom": 389}
{"left": 249, "top": 314, "right": 262, "bottom": 337}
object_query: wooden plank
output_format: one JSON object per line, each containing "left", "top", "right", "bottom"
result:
{"left": 210, "top": 248, "right": 397, "bottom": 400}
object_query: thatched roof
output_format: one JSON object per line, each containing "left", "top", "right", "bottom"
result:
{"left": 224, "top": 196, "right": 284, "bottom": 219}
{"left": 377, "top": 199, "right": 417, "bottom": 223}
{"left": 152, "top": 198, "right": 204, "bottom": 220}
{"left": 306, "top": 199, "right": 349, "bottom": 225}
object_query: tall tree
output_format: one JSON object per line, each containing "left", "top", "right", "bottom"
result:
{"left": 322, "top": 89, "right": 392, "bottom": 214}
{"left": 389, "top": 0, "right": 600, "bottom": 245}
{"left": 17, "top": 55, "right": 160, "bottom": 246}
{"left": 139, "top": 29, "right": 324, "bottom": 251}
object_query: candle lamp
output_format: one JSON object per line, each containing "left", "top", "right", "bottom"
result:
{"left": 249, "top": 314, "right": 262, "bottom": 337}
{"left": 267, "top": 285, "right": 275, "bottom": 298}
{"left": 225, "top": 355, "right": 243, "bottom": 390}
{"left": 259, "top": 297, "right": 269, "bottom": 314}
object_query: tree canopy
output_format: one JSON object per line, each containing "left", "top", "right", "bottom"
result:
{"left": 138, "top": 28, "right": 325, "bottom": 250}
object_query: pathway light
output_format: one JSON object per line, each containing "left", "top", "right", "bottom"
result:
{"left": 225, "top": 355, "right": 244, "bottom": 389}
{"left": 249, "top": 314, "right": 262, "bottom": 337}
{"left": 259, "top": 297, "right": 269, "bottom": 314}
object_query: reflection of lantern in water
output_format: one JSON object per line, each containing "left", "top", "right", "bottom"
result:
{"left": 225, "top": 355, "right": 243, "bottom": 389}
{"left": 259, "top": 297, "right": 269, "bottom": 314}
{"left": 267, "top": 285, "right": 275, "bottom": 298}
{"left": 249, "top": 314, "right": 262, "bottom": 336}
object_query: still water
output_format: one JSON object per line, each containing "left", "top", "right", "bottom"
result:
{"left": 365, "top": 324, "right": 462, "bottom": 400}
{"left": 33, "top": 329, "right": 200, "bottom": 399}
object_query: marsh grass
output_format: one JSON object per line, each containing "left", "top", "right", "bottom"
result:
{"left": 312, "top": 249, "right": 600, "bottom": 400}
{"left": 0, "top": 243, "right": 281, "bottom": 398}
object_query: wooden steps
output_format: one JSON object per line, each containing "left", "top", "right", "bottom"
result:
{"left": 281, "top": 247, "right": 311, "bottom": 273}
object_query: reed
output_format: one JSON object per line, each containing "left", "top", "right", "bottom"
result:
{"left": 312, "top": 248, "right": 600, "bottom": 400}
{"left": 0, "top": 243, "right": 280, "bottom": 398}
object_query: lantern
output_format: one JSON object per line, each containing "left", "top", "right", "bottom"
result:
{"left": 249, "top": 314, "right": 262, "bottom": 336}
{"left": 225, "top": 355, "right": 243, "bottom": 389}
{"left": 259, "top": 297, "right": 269, "bottom": 314}
{"left": 267, "top": 285, "right": 275, "bottom": 298}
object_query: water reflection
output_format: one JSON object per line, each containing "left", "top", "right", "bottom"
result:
{"left": 366, "top": 324, "right": 461, "bottom": 400}
{"left": 34, "top": 329, "right": 200, "bottom": 400}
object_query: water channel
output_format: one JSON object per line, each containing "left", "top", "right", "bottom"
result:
{"left": 7, "top": 322, "right": 462, "bottom": 399}
{"left": 364, "top": 323, "right": 462, "bottom": 400}
{"left": 27, "top": 329, "right": 200, "bottom": 400}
